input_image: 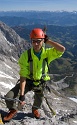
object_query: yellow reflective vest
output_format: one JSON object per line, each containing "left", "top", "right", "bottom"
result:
{"left": 18, "top": 47, "right": 64, "bottom": 85}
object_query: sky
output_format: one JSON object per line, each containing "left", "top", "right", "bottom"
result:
{"left": 0, "top": 0, "right": 77, "bottom": 12}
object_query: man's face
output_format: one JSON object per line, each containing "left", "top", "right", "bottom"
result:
{"left": 32, "top": 39, "right": 44, "bottom": 52}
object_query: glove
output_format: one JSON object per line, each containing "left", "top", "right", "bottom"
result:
{"left": 45, "top": 85, "right": 51, "bottom": 93}
{"left": 19, "top": 95, "right": 25, "bottom": 101}
{"left": 44, "top": 35, "right": 49, "bottom": 43}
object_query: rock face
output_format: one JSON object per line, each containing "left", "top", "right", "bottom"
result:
{"left": 0, "top": 86, "right": 77, "bottom": 125}
{"left": 0, "top": 21, "right": 30, "bottom": 58}
{"left": 0, "top": 21, "right": 30, "bottom": 94}
{"left": 0, "top": 21, "right": 77, "bottom": 125}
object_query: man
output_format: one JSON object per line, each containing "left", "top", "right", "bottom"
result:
{"left": 3, "top": 28, "right": 65, "bottom": 121}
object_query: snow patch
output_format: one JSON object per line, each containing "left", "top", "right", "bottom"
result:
{"left": 0, "top": 71, "right": 14, "bottom": 79}
{"left": 4, "top": 62, "right": 12, "bottom": 69}
{"left": 11, "top": 56, "right": 17, "bottom": 62}
{"left": 73, "top": 120, "right": 77, "bottom": 123}
{"left": 69, "top": 97, "right": 77, "bottom": 103}
{"left": 3, "top": 35, "right": 14, "bottom": 46}
{"left": 54, "top": 98, "right": 61, "bottom": 100}
{"left": 0, "top": 82, "right": 14, "bottom": 89}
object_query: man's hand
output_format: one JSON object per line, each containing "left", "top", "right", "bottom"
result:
{"left": 19, "top": 95, "right": 25, "bottom": 105}
{"left": 44, "top": 35, "right": 49, "bottom": 43}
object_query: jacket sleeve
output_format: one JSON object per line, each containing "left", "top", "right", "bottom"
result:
{"left": 18, "top": 51, "right": 29, "bottom": 77}
{"left": 46, "top": 47, "right": 64, "bottom": 64}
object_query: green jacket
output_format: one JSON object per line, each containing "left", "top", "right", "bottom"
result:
{"left": 18, "top": 47, "right": 64, "bottom": 85}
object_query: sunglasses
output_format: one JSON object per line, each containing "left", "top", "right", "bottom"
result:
{"left": 32, "top": 39, "right": 43, "bottom": 43}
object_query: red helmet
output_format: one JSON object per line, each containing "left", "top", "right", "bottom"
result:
{"left": 30, "top": 28, "right": 45, "bottom": 39}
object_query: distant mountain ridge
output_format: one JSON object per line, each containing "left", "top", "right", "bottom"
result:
{"left": 0, "top": 11, "right": 77, "bottom": 26}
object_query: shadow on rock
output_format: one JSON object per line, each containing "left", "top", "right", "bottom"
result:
{"left": 13, "top": 112, "right": 34, "bottom": 120}
{"left": 0, "top": 109, "right": 7, "bottom": 117}
{"left": 14, "top": 112, "right": 46, "bottom": 120}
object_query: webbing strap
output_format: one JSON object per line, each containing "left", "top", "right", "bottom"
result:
{"left": 28, "top": 49, "right": 33, "bottom": 79}
{"left": 42, "top": 58, "right": 47, "bottom": 75}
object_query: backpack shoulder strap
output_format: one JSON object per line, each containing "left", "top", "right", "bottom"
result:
{"left": 45, "top": 57, "right": 50, "bottom": 73}
{"left": 27, "top": 48, "right": 32, "bottom": 62}
{"left": 27, "top": 48, "right": 33, "bottom": 79}
{"left": 42, "top": 57, "right": 50, "bottom": 75}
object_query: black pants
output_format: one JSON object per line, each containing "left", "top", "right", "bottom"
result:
{"left": 5, "top": 79, "right": 45, "bottom": 110}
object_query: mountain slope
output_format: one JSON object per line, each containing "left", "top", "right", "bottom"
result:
{"left": 0, "top": 21, "right": 77, "bottom": 125}
{"left": 0, "top": 21, "right": 30, "bottom": 94}
{"left": 0, "top": 11, "right": 77, "bottom": 26}
{"left": 0, "top": 21, "right": 30, "bottom": 58}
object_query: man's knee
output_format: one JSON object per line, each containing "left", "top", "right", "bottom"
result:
{"left": 5, "top": 91, "right": 14, "bottom": 99}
